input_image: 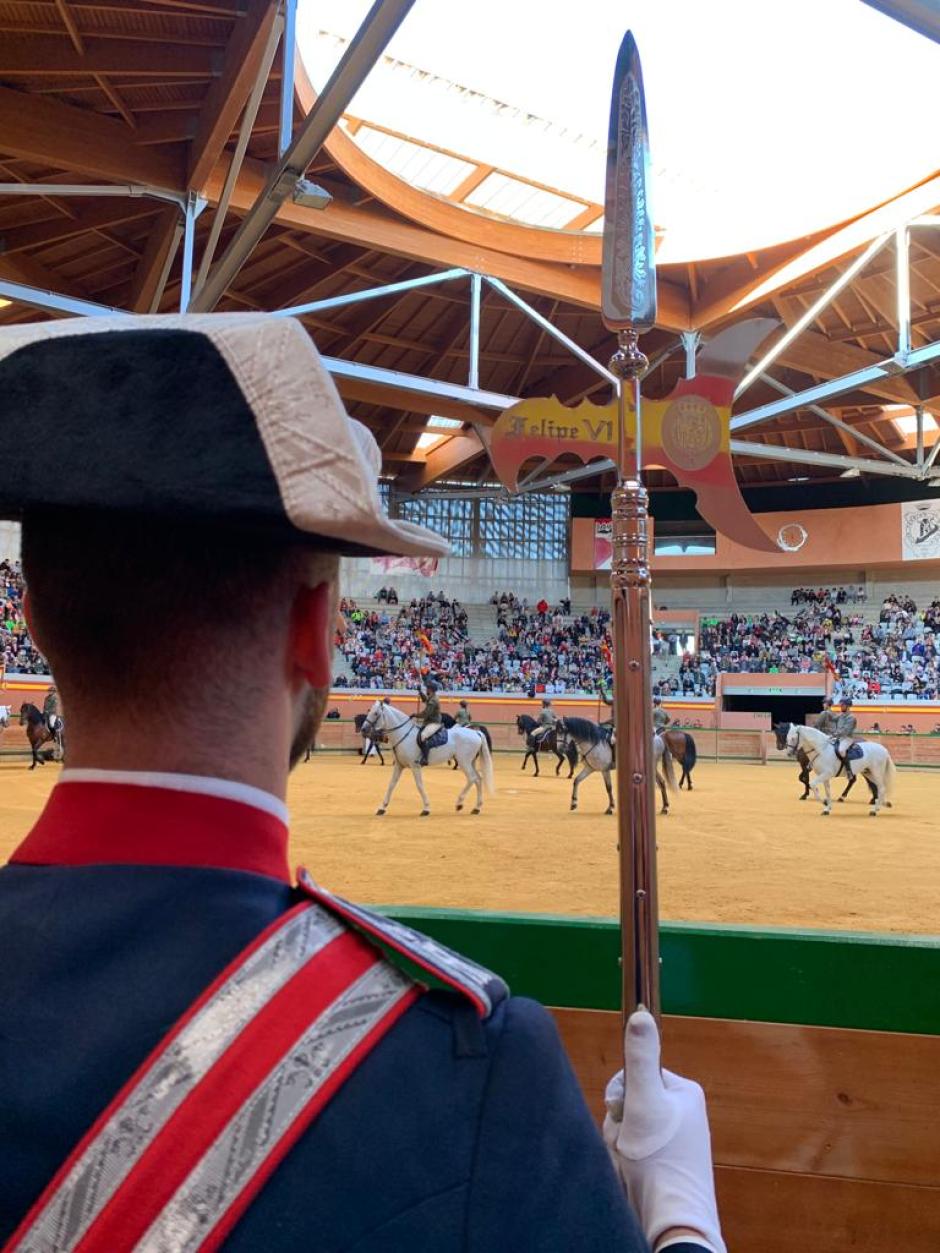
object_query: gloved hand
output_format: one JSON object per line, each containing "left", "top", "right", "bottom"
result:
{"left": 603, "top": 1010, "right": 726, "bottom": 1253}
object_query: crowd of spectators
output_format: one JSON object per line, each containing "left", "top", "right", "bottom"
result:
{"left": 1, "top": 560, "right": 49, "bottom": 676}
{"left": 831, "top": 594, "right": 940, "bottom": 702}
{"left": 336, "top": 592, "right": 612, "bottom": 694}
{"left": 790, "top": 584, "right": 865, "bottom": 606}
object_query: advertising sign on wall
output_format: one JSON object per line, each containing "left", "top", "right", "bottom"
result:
{"left": 594, "top": 519, "right": 613, "bottom": 570}
{"left": 901, "top": 500, "right": 940, "bottom": 561}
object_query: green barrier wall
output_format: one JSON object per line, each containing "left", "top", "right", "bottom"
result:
{"left": 384, "top": 907, "right": 940, "bottom": 1035}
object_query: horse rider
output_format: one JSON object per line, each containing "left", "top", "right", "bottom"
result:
{"left": 834, "top": 697, "right": 859, "bottom": 773}
{"left": 0, "top": 317, "right": 722, "bottom": 1253}
{"left": 653, "top": 696, "right": 671, "bottom": 733}
{"left": 42, "top": 684, "right": 59, "bottom": 735}
{"left": 814, "top": 697, "right": 838, "bottom": 738}
{"left": 416, "top": 679, "right": 443, "bottom": 766}
{"left": 454, "top": 698, "right": 472, "bottom": 727}
{"left": 531, "top": 697, "right": 558, "bottom": 745}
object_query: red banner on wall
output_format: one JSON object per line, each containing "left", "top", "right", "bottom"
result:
{"left": 594, "top": 519, "right": 613, "bottom": 570}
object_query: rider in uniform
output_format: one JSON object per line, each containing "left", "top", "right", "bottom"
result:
{"left": 416, "top": 679, "right": 442, "bottom": 765}
{"left": 454, "top": 699, "right": 472, "bottom": 727}
{"left": 814, "top": 697, "right": 838, "bottom": 738}
{"left": 833, "top": 697, "right": 859, "bottom": 773}
{"left": 42, "top": 684, "right": 58, "bottom": 734}
{"left": 0, "top": 317, "right": 722, "bottom": 1253}
{"left": 532, "top": 697, "right": 558, "bottom": 745}
{"left": 653, "top": 696, "right": 671, "bottom": 733}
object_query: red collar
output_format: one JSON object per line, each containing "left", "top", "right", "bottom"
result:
{"left": 9, "top": 780, "right": 291, "bottom": 883}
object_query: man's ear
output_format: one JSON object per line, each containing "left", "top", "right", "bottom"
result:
{"left": 290, "top": 582, "right": 334, "bottom": 689}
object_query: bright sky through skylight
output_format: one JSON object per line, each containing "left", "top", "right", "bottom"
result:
{"left": 298, "top": 0, "right": 939, "bottom": 261}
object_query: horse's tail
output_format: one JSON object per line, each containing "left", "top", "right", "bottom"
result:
{"left": 478, "top": 724, "right": 493, "bottom": 753}
{"left": 477, "top": 732, "right": 496, "bottom": 796}
{"left": 683, "top": 732, "right": 697, "bottom": 772}
{"left": 883, "top": 751, "right": 897, "bottom": 803}
{"left": 662, "top": 744, "right": 679, "bottom": 794}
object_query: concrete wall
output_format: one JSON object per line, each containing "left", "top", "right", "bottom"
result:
{"left": 0, "top": 521, "right": 20, "bottom": 562}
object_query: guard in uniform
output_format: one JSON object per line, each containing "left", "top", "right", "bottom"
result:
{"left": 653, "top": 696, "right": 671, "bottom": 733}
{"left": 0, "top": 316, "right": 722, "bottom": 1253}
{"left": 454, "top": 699, "right": 472, "bottom": 727}
{"left": 416, "top": 679, "right": 442, "bottom": 765}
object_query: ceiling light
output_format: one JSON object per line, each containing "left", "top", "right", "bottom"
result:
{"left": 427, "top": 415, "right": 463, "bottom": 430}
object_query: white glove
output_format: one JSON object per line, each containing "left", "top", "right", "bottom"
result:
{"left": 603, "top": 1011, "right": 726, "bottom": 1253}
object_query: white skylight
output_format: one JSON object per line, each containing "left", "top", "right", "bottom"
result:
{"left": 893, "top": 412, "right": 939, "bottom": 437}
{"left": 427, "top": 415, "right": 463, "bottom": 429}
{"left": 298, "top": 0, "right": 940, "bottom": 262}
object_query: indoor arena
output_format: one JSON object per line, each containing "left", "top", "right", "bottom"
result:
{"left": 2, "top": 2, "right": 940, "bottom": 1250}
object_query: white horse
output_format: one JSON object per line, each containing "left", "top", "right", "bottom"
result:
{"left": 784, "top": 722, "right": 896, "bottom": 816}
{"left": 361, "top": 699, "right": 495, "bottom": 816}
{"left": 558, "top": 716, "right": 678, "bottom": 815}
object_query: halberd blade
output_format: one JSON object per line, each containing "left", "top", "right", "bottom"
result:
{"left": 601, "top": 31, "right": 656, "bottom": 333}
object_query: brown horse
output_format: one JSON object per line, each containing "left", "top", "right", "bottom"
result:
{"left": 661, "top": 729, "right": 697, "bottom": 790}
{"left": 19, "top": 702, "right": 63, "bottom": 770}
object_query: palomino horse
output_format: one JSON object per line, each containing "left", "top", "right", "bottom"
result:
{"left": 784, "top": 723, "right": 895, "bottom": 816}
{"left": 361, "top": 699, "right": 495, "bottom": 816}
{"left": 19, "top": 702, "right": 63, "bottom": 770}
{"left": 660, "top": 729, "right": 698, "bottom": 790}
{"left": 772, "top": 722, "right": 878, "bottom": 805}
{"left": 557, "top": 716, "right": 678, "bottom": 815}
{"left": 515, "top": 714, "right": 578, "bottom": 778}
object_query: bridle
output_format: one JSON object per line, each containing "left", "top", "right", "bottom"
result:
{"left": 363, "top": 706, "right": 415, "bottom": 754}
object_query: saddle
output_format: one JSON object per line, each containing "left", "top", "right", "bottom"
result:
{"left": 421, "top": 726, "right": 449, "bottom": 752}
{"left": 844, "top": 742, "right": 864, "bottom": 762}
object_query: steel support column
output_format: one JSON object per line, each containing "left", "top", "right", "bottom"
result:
{"left": 192, "top": 0, "right": 417, "bottom": 313}
{"left": 896, "top": 224, "right": 912, "bottom": 359}
{"left": 680, "top": 330, "right": 701, "bottom": 379}
{"left": 0, "top": 282, "right": 118, "bottom": 317}
{"left": 274, "top": 267, "right": 469, "bottom": 318}
{"left": 179, "top": 194, "right": 206, "bottom": 313}
{"left": 0, "top": 183, "right": 185, "bottom": 206}
{"left": 279, "top": 0, "right": 298, "bottom": 157}
{"left": 468, "top": 273, "right": 482, "bottom": 389}
{"left": 734, "top": 232, "right": 892, "bottom": 399}
{"left": 196, "top": 12, "right": 284, "bottom": 292}
{"left": 483, "top": 275, "right": 617, "bottom": 386}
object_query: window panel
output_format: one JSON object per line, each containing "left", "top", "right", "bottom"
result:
{"left": 478, "top": 494, "right": 568, "bottom": 560}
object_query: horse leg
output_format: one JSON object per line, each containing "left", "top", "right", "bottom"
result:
{"left": 376, "top": 761, "right": 402, "bottom": 815}
{"left": 570, "top": 765, "right": 590, "bottom": 812}
{"left": 603, "top": 769, "right": 614, "bottom": 815}
{"left": 460, "top": 759, "right": 483, "bottom": 814}
{"left": 554, "top": 748, "right": 563, "bottom": 776}
{"left": 657, "top": 768, "right": 668, "bottom": 815}
{"left": 799, "top": 765, "right": 810, "bottom": 799}
{"left": 820, "top": 775, "right": 832, "bottom": 816}
{"left": 837, "top": 772, "right": 856, "bottom": 802}
{"left": 521, "top": 749, "right": 531, "bottom": 772}
{"left": 866, "top": 774, "right": 879, "bottom": 805}
{"left": 533, "top": 749, "right": 540, "bottom": 778}
{"left": 868, "top": 768, "right": 883, "bottom": 816}
{"left": 411, "top": 765, "right": 431, "bottom": 816}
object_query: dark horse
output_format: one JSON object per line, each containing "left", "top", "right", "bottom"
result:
{"left": 660, "top": 729, "right": 698, "bottom": 790}
{"left": 772, "top": 722, "right": 878, "bottom": 804}
{"left": 19, "top": 702, "right": 63, "bottom": 770}
{"left": 354, "top": 711, "right": 386, "bottom": 765}
{"left": 516, "top": 714, "right": 578, "bottom": 778}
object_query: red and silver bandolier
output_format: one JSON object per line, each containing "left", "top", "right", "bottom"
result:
{"left": 4, "top": 873, "right": 505, "bottom": 1253}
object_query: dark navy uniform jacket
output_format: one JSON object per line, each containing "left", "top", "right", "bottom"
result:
{"left": 0, "top": 774, "right": 707, "bottom": 1252}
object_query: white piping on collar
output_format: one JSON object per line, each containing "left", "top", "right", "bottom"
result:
{"left": 58, "top": 769, "right": 289, "bottom": 825}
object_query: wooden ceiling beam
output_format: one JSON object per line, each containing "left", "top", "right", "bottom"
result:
{"left": 0, "top": 36, "right": 218, "bottom": 76}
{"left": 186, "top": 0, "right": 279, "bottom": 191}
{"left": 399, "top": 433, "right": 483, "bottom": 490}
{"left": 773, "top": 329, "right": 920, "bottom": 405}
{"left": 128, "top": 203, "right": 180, "bottom": 311}
{"left": 0, "top": 84, "right": 184, "bottom": 185}
{"left": 692, "top": 173, "right": 940, "bottom": 329}
{"left": 207, "top": 158, "right": 668, "bottom": 322}
{"left": 0, "top": 199, "right": 159, "bottom": 253}
{"left": 0, "top": 248, "right": 92, "bottom": 302}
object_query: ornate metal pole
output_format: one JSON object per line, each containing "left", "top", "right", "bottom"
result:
{"left": 602, "top": 33, "right": 660, "bottom": 1025}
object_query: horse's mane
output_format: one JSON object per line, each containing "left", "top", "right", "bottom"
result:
{"left": 354, "top": 713, "right": 367, "bottom": 731}
{"left": 517, "top": 714, "right": 536, "bottom": 730}
{"left": 562, "top": 716, "right": 603, "bottom": 745}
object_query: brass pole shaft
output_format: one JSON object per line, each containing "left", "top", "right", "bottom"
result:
{"left": 609, "top": 329, "right": 660, "bottom": 1027}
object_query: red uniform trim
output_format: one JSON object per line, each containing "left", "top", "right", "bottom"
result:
{"left": 75, "top": 929, "right": 376, "bottom": 1251}
{"left": 9, "top": 781, "right": 291, "bottom": 883}
{"left": 2, "top": 901, "right": 311, "bottom": 1251}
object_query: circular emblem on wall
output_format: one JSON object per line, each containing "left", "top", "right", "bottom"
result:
{"left": 660, "top": 395, "right": 722, "bottom": 471}
{"left": 777, "top": 522, "right": 808, "bottom": 552}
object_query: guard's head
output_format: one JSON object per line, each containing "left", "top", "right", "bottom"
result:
{"left": 459, "top": 700, "right": 467, "bottom": 707}
{"left": 5, "top": 315, "right": 448, "bottom": 768}
{"left": 653, "top": 697, "right": 662, "bottom": 706}
{"left": 841, "top": 698, "right": 852, "bottom": 709}
{"left": 542, "top": 698, "right": 551, "bottom": 706}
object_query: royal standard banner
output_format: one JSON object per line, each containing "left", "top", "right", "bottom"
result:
{"left": 488, "top": 320, "right": 779, "bottom": 554}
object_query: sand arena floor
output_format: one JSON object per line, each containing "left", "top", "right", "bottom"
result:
{"left": 2, "top": 752, "right": 939, "bottom": 934}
